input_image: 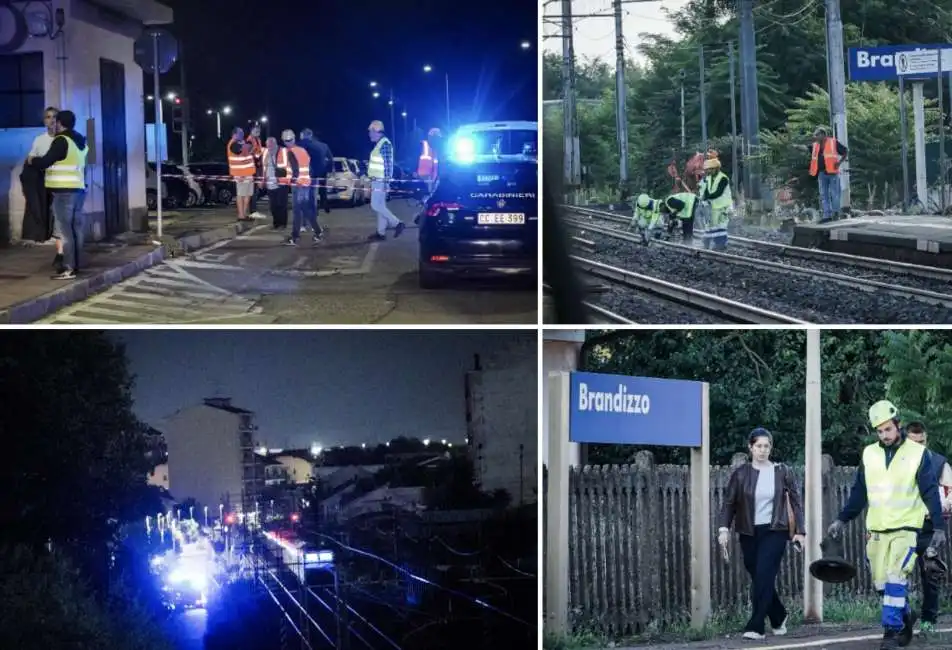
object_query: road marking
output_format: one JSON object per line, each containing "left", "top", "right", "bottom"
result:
{"left": 754, "top": 627, "right": 952, "bottom": 649}
{"left": 39, "top": 260, "right": 259, "bottom": 324}
{"left": 168, "top": 242, "right": 380, "bottom": 277}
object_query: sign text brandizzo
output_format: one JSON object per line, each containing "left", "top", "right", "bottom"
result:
{"left": 577, "top": 381, "right": 651, "bottom": 414}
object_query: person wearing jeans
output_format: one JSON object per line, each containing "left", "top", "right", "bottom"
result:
{"left": 365, "top": 120, "right": 405, "bottom": 241}
{"left": 261, "top": 137, "right": 289, "bottom": 229}
{"left": 718, "top": 428, "right": 806, "bottom": 641}
{"left": 808, "top": 126, "right": 848, "bottom": 222}
{"left": 27, "top": 109, "right": 88, "bottom": 280}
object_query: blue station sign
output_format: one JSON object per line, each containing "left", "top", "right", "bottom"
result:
{"left": 568, "top": 371, "right": 704, "bottom": 447}
{"left": 849, "top": 43, "right": 952, "bottom": 82}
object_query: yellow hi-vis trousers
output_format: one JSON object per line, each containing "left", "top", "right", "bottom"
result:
{"left": 867, "top": 530, "right": 919, "bottom": 630}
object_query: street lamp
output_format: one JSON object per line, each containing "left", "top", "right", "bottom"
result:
{"left": 422, "top": 64, "right": 451, "bottom": 128}
{"left": 372, "top": 91, "right": 380, "bottom": 99}
{"left": 260, "top": 115, "right": 268, "bottom": 123}
{"left": 146, "top": 95, "right": 154, "bottom": 101}
{"left": 208, "top": 106, "right": 232, "bottom": 139}
{"left": 166, "top": 92, "right": 177, "bottom": 101}
{"left": 521, "top": 40, "right": 531, "bottom": 50}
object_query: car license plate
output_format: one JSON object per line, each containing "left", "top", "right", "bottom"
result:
{"left": 477, "top": 212, "right": 525, "bottom": 225}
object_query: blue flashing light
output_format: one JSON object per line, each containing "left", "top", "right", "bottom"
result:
{"left": 168, "top": 567, "right": 206, "bottom": 590}
{"left": 451, "top": 136, "right": 476, "bottom": 164}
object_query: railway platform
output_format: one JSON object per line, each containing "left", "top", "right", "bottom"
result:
{"left": 791, "top": 214, "right": 952, "bottom": 268}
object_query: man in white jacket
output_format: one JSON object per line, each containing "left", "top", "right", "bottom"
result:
{"left": 906, "top": 421, "right": 952, "bottom": 636}
{"left": 26, "top": 106, "right": 63, "bottom": 261}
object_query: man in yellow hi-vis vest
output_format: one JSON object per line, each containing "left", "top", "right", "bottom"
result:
{"left": 27, "top": 109, "right": 88, "bottom": 280}
{"left": 827, "top": 400, "right": 946, "bottom": 650}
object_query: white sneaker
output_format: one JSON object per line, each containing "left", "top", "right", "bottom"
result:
{"left": 771, "top": 617, "right": 788, "bottom": 636}
{"left": 250, "top": 211, "right": 267, "bottom": 219}
{"left": 742, "top": 631, "right": 765, "bottom": 640}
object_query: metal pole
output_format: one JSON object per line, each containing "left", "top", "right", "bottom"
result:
{"left": 680, "top": 80, "right": 686, "bottom": 149}
{"left": 445, "top": 73, "right": 451, "bottom": 128}
{"left": 803, "top": 329, "right": 824, "bottom": 622}
{"left": 825, "top": 0, "right": 850, "bottom": 212}
{"left": 739, "top": 0, "right": 762, "bottom": 205}
{"left": 334, "top": 570, "right": 343, "bottom": 649}
{"left": 899, "top": 75, "right": 910, "bottom": 209}
{"left": 216, "top": 111, "right": 221, "bottom": 140}
{"left": 939, "top": 50, "right": 947, "bottom": 213}
{"left": 561, "top": 0, "right": 581, "bottom": 192}
{"left": 179, "top": 41, "right": 189, "bottom": 167}
{"left": 613, "top": 0, "right": 628, "bottom": 192}
{"left": 151, "top": 32, "right": 163, "bottom": 239}
{"left": 389, "top": 88, "right": 396, "bottom": 152}
{"left": 699, "top": 44, "right": 708, "bottom": 153}
{"left": 728, "top": 41, "right": 739, "bottom": 194}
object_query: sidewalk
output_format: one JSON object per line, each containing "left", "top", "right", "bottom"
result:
{"left": 599, "top": 619, "right": 952, "bottom": 649}
{"left": 0, "top": 207, "right": 260, "bottom": 324}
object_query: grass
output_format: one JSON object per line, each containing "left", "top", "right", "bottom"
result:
{"left": 543, "top": 593, "right": 952, "bottom": 649}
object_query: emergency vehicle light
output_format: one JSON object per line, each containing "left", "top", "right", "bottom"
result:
{"left": 451, "top": 136, "right": 476, "bottom": 164}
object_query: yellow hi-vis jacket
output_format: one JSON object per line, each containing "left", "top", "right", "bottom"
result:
{"left": 863, "top": 439, "right": 928, "bottom": 531}
{"left": 45, "top": 135, "right": 88, "bottom": 190}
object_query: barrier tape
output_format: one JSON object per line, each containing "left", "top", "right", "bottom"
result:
{"left": 158, "top": 172, "right": 426, "bottom": 189}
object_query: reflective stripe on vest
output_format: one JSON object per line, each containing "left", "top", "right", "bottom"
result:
{"left": 368, "top": 136, "right": 390, "bottom": 179}
{"left": 276, "top": 148, "right": 291, "bottom": 185}
{"left": 666, "top": 192, "right": 696, "bottom": 219}
{"left": 863, "top": 440, "right": 928, "bottom": 531}
{"left": 809, "top": 137, "right": 840, "bottom": 176}
{"left": 288, "top": 145, "right": 311, "bottom": 186}
{"left": 45, "top": 135, "right": 87, "bottom": 190}
{"left": 227, "top": 137, "right": 256, "bottom": 176}
{"left": 418, "top": 140, "right": 435, "bottom": 177}
{"left": 703, "top": 172, "right": 732, "bottom": 212}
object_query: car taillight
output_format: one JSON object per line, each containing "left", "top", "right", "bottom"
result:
{"left": 426, "top": 202, "right": 462, "bottom": 217}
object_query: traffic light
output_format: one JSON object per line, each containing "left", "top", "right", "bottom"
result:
{"left": 171, "top": 96, "right": 184, "bottom": 133}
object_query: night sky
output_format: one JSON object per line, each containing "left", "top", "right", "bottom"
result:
{"left": 150, "top": 0, "right": 538, "bottom": 160}
{"left": 119, "top": 330, "right": 525, "bottom": 449}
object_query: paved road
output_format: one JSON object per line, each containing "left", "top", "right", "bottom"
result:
{"left": 39, "top": 200, "right": 536, "bottom": 324}
{"left": 164, "top": 609, "right": 207, "bottom": 650}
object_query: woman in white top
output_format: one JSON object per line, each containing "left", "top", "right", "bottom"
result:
{"left": 718, "top": 427, "right": 806, "bottom": 640}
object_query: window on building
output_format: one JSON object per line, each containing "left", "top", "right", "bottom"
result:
{"left": 0, "top": 53, "right": 45, "bottom": 128}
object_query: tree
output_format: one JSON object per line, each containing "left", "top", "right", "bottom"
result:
{"left": 0, "top": 332, "right": 162, "bottom": 588}
{"left": 581, "top": 330, "right": 892, "bottom": 466}
{"left": 760, "top": 84, "right": 940, "bottom": 208}
{"left": 546, "top": 0, "right": 952, "bottom": 200}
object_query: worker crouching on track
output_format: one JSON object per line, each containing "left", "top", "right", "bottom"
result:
{"left": 718, "top": 428, "right": 806, "bottom": 641}
{"left": 660, "top": 192, "right": 697, "bottom": 242}
{"left": 630, "top": 194, "right": 663, "bottom": 244}
{"left": 697, "top": 153, "right": 732, "bottom": 250}
{"left": 827, "top": 400, "right": 946, "bottom": 650}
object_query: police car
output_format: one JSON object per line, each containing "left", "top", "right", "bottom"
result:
{"left": 417, "top": 120, "right": 538, "bottom": 289}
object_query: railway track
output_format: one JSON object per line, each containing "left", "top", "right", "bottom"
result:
{"left": 554, "top": 205, "right": 952, "bottom": 323}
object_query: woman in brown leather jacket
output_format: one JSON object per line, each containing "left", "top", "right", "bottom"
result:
{"left": 717, "top": 427, "right": 806, "bottom": 641}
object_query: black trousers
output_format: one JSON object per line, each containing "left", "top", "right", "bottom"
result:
{"left": 916, "top": 528, "right": 941, "bottom": 623}
{"left": 681, "top": 216, "right": 694, "bottom": 239}
{"left": 316, "top": 176, "right": 329, "bottom": 212}
{"left": 739, "top": 526, "right": 789, "bottom": 635}
{"left": 268, "top": 187, "right": 289, "bottom": 228}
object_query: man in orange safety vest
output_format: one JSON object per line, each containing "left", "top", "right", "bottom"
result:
{"left": 808, "top": 126, "right": 848, "bottom": 223}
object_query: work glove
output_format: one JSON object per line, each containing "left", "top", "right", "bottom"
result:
{"left": 826, "top": 519, "right": 845, "bottom": 539}
{"left": 928, "top": 529, "right": 946, "bottom": 556}
{"left": 717, "top": 528, "right": 730, "bottom": 548}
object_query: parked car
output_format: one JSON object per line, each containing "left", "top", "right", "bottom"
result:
{"left": 325, "top": 157, "right": 366, "bottom": 206}
{"left": 146, "top": 162, "right": 196, "bottom": 209}
{"left": 187, "top": 161, "right": 236, "bottom": 205}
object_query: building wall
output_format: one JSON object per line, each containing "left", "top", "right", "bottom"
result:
{"left": 163, "top": 406, "right": 242, "bottom": 511}
{"left": 274, "top": 455, "right": 313, "bottom": 485}
{"left": 0, "top": 0, "right": 149, "bottom": 243}
{"left": 147, "top": 462, "right": 169, "bottom": 491}
{"left": 466, "top": 336, "right": 537, "bottom": 505}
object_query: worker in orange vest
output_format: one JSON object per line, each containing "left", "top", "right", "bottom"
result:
{"left": 417, "top": 128, "right": 442, "bottom": 194}
{"left": 227, "top": 126, "right": 256, "bottom": 220}
{"left": 808, "top": 126, "right": 848, "bottom": 223}
{"left": 246, "top": 124, "right": 266, "bottom": 220}
{"left": 280, "top": 129, "right": 322, "bottom": 246}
